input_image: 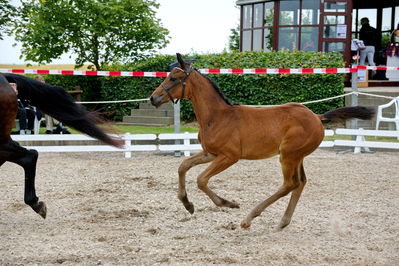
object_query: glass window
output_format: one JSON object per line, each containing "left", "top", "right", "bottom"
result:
{"left": 242, "top": 30, "right": 252, "bottom": 51}
{"left": 254, "top": 4, "right": 263, "bottom": 28}
{"left": 323, "top": 42, "right": 345, "bottom": 52}
{"left": 358, "top": 9, "right": 377, "bottom": 28}
{"left": 301, "top": 0, "right": 320, "bottom": 25}
{"left": 264, "top": 2, "right": 274, "bottom": 26}
{"left": 395, "top": 6, "right": 399, "bottom": 29}
{"left": 264, "top": 28, "right": 273, "bottom": 51}
{"left": 279, "top": 0, "right": 300, "bottom": 25}
{"left": 324, "top": 25, "right": 336, "bottom": 38}
{"left": 324, "top": 2, "right": 346, "bottom": 13}
{"left": 324, "top": 25, "right": 347, "bottom": 38}
{"left": 301, "top": 27, "right": 318, "bottom": 51}
{"left": 243, "top": 5, "right": 253, "bottom": 29}
{"left": 253, "top": 29, "right": 262, "bottom": 51}
{"left": 324, "top": 15, "right": 345, "bottom": 25}
{"left": 278, "top": 27, "right": 299, "bottom": 50}
{"left": 382, "top": 8, "right": 392, "bottom": 32}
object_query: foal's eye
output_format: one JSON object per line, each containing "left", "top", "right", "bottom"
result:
{"left": 170, "top": 77, "right": 177, "bottom": 82}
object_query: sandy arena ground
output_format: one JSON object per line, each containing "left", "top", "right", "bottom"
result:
{"left": 0, "top": 149, "right": 398, "bottom": 265}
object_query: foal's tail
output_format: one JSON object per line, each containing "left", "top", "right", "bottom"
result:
{"left": 319, "top": 106, "right": 375, "bottom": 122}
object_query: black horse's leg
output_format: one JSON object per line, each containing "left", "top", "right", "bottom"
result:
{"left": 0, "top": 141, "right": 46, "bottom": 218}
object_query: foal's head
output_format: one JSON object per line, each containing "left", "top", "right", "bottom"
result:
{"left": 150, "top": 53, "right": 194, "bottom": 107}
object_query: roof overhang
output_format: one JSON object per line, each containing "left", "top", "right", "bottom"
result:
{"left": 236, "top": 0, "right": 265, "bottom": 5}
{"left": 236, "top": 0, "right": 399, "bottom": 8}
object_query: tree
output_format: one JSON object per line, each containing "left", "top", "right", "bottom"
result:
{"left": 0, "top": 0, "right": 16, "bottom": 40}
{"left": 228, "top": 25, "right": 240, "bottom": 52}
{"left": 12, "top": 0, "right": 170, "bottom": 70}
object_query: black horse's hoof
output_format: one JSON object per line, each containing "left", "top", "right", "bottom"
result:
{"left": 184, "top": 202, "right": 194, "bottom": 214}
{"left": 36, "top": 201, "right": 47, "bottom": 219}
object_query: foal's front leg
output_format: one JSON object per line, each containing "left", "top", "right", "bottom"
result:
{"left": 178, "top": 151, "right": 214, "bottom": 213}
{"left": 196, "top": 154, "right": 239, "bottom": 209}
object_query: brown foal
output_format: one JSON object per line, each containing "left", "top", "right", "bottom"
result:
{"left": 150, "top": 53, "right": 374, "bottom": 229}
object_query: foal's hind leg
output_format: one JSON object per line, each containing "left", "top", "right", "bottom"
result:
{"left": 0, "top": 141, "right": 46, "bottom": 218}
{"left": 196, "top": 154, "right": 239, "bottom": 209}
{"left": 178, "top": 151, "right": 214, "bottom": 214}
{"left": 277, "top": 162, "right": 307, "bottom": 230}
{"left": 241, "top": 158, "right": 301, "bottom": 229}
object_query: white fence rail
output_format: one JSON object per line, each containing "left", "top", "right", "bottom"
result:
{"left": 158, "top": 132, "right": 202, "bottom": 156}
{"left": 334, "top": 128, "right": 399, "bottom": 153}
{"left": 12, "top": 133, "right": 157, "bottom": 158}
{"left": 10, "top": 129, "right": 399, "bottom": 157}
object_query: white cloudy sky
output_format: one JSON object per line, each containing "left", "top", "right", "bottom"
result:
{"left": 0, "top": 0, "right": 240, "bottom": 64}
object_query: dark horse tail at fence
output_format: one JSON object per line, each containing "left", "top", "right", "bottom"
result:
{"left": 150, "top": 53, "right": 375, "bottom": 230}
{"left": 0, "top": 73, "right": 123, "bottom": 218}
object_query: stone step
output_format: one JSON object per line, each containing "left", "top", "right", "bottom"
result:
{"left": 130, "top": 109, "right": 174, "bottom": 117}
{"left": 139, "top": 102, "right": 174, "bottom": 111}
{"left": 117, "top": 122, "right": 169, "bottom": 127}
{"left": 122, "top": 116, "right": 174, "bottom": 125}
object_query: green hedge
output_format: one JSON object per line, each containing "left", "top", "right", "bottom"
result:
{"left": 33, "top": 51, "right": 345, "bottom": 121}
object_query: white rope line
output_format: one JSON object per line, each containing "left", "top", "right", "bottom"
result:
{"left": 300, "top": 92, "right": 353, "bottom": 105}
{"left": 247, "top": 91, "right": 396, "bottom": 107}
{"left": 246, "top": 92, "right": 354, "bottom": 107}
{"left": 76, "top": 98, "right": 149, "bottom": 104}
{"left": 74, "top": 92, "right": 395, "bottom": 106}
{"left": 354, "top": 92, "right": 395, "bottom": 100}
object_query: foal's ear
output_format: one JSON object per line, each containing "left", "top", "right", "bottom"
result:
{"left": 176, "top": 53, "right": 188, "bottom": 70}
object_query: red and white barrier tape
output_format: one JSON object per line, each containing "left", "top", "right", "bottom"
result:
{"left": 198, "top": 68, "right": 355, "bottom": 74}
{"left": 0, "top": 69, "right": 169, "bottom": 77}
{"left": 0, "top": 67, "right": 356, "bottom": 77}
{"left": 359, "top": 65, "right": 399, "bottom": 71}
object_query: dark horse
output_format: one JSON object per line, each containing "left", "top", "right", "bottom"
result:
{"left": 150, "top": 54, "right": 375, "bottom": 230}
{"left": 0, "top": 73, "right": 123, "bottom": 218}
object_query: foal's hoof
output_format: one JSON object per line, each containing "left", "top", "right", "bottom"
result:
{"left": 226, "top": 201, "right": 240, "bottom": 209}
{"left": 276, "top": 222, "right": 290, "bottom": 231}
{"left": 240, "top": 220, "right": 251, "bottom": 229}
{"left": 36, "top": 201, "right": 47, "bottom": 219}
{"left": 219, "top": 198, "right": 239, "bottom": 209}
{"left": 184, "top": 202, "right": 194, "bottom": 214}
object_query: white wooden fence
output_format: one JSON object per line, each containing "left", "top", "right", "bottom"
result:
{"left": 12, "top": 133, "right": 157, "bottom": 158}
{"left": 11, "top": 129, "right": 399, "bottom": 157}
{"left": 334, "top": 128, "right": 399, "bottom": 153}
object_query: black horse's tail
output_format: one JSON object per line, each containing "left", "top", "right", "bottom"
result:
{"left": 35, "top": 87, "right": 123, "bottom": 147}
{"left": 319, "top": 106, "right": 375, "bottom": 121}
{"left": 3, "top": 73, "right": 123, "bottom": 147}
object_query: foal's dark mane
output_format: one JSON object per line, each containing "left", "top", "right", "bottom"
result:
{"left": 196, "top": 70, "right": 235, "bottom": 106}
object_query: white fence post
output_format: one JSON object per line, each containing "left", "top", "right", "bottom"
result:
{"left": 351, "top": 65, "right": 359, "bottom": 131}
{"left": 174, "top": 101, "right": 181, "bottom": 157}
{"left": 183, "top": 132, "right": 190, "bottom": 157}
{"left": 354, "top": 128, "right": 371, "bottom": 154}
{"left": 124, "top": 133, "right": 132, "bottom": 158}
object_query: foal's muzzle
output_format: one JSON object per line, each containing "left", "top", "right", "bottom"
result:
{"left": 150, "top": 95, "right": 163, "bottom": 107}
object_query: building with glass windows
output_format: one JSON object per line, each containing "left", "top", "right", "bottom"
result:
{"left": 236, "top": 0, "right": 399, "bottom": 66}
